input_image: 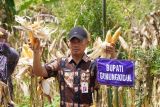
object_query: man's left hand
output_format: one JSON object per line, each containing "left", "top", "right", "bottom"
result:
{"left": 105, "top": 45, "right": 116, "bottom": 58}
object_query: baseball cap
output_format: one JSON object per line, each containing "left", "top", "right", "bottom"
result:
{"left": 0, "top": 27, "right": 8, "bottom": 39}
{"left": 68, "top": 26, "right": 88, "bottom": 40}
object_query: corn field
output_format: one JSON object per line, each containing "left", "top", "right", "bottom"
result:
{"left": 0, "top": 0, "right": 160, "bottom": 107}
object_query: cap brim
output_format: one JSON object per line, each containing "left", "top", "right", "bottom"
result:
{"left": 69, "top": 35, "right": 84, "bottom": 41}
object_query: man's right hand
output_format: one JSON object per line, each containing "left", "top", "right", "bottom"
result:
{"left": 30, "top": 38, "right": 43, "bottom": 55}
{"left": 31, "top": 38, "right": 40, "bottom": 50}
{"left": 31, "top": 38, "right": 48, "bottom": 77}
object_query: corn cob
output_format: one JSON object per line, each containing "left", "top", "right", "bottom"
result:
{"left": 111, "top": 27, "right": 121, "bottom": 44}
{"left": 105, "top": 30, "right": 112, "bottom": 43}
{"left": 29, "top": 31, "right": 36, "bottom": 46}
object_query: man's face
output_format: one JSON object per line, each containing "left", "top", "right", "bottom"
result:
{"left": 68, "top": 37, "right": 88, "bottom": 56}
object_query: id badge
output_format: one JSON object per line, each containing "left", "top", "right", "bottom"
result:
{"left": 81, "top": 82, "right": 88, "bottom": 93}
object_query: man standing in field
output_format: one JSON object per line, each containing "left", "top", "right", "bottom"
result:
{"left": 32, "top": 26, "right": 116, "bottom": 107}
{"left": 0, "top": 27, "right": 19, "bottom": 107}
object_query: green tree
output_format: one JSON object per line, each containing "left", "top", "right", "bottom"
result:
{"left": 0, "top": 0, "right": 16, "bottom": 30}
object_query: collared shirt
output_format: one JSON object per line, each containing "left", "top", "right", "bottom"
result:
{"left": 45, "top": 54, "right": 97, "bottom": 107}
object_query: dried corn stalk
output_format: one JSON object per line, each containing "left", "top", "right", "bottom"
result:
{"left": 0, "top": 81, "right": 14, "bottom": 107}
{"left": 131, "top": 10, "right": 160, "bottom": 50}
{"left": 131, "top": 10, "right": 160, "bottom": 107}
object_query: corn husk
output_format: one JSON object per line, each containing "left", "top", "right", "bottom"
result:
{"left": 119, "top": 36, "right": 129, "bottom": 51}
{"left": 40, "top": 78, "right": 55, "bottom": 98}
{"left": 19, "top": 81, "right": 29, "bottom": 96}
{"left": 21, "top": 44, "right": 33, "bottom": 58}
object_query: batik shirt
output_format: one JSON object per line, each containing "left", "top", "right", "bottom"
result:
{"left": 45, "top": 54, "right": 97, "bottom": 107}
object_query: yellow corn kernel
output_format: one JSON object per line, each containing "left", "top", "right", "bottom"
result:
{"left": 111, "top": 27, "right": 121, "bottom": 44}
{"left": 105, "top": 30, "right": 112, "bottom": 43}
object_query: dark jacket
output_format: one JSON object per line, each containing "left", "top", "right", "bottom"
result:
{"left": 0, "top": 43, "right": 19, "bottom": 100}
